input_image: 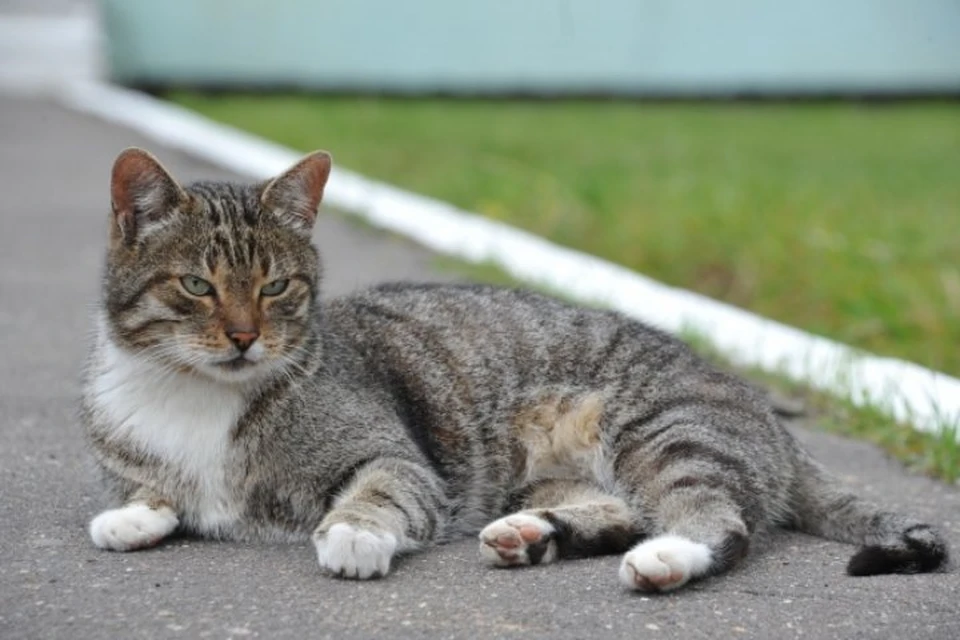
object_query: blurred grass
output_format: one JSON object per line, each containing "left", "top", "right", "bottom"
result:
{"left": 171, "top": 94, "right": 960, "bottom": 375}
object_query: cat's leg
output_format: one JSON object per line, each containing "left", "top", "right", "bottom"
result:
{"left": 479, "top": 479, "right": 640, "bottom": 567}
{"left": 89, "top": 489, "right": 179, "bottom": 552}
{"left": 614, "top": 440, "right": 752, "bottom": 593}
{"left": 312, "top": 457, "right": 446, "bottom": 580}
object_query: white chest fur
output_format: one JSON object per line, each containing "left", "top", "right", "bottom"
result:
{"left": 91, "top": 340, "right": 247, "bottom": 533}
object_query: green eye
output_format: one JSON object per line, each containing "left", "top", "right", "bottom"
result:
{"left": 261, "top": 279, "right": 289, "bottom": 296}
{"left": 180, "top": 275, "right": 214, "bottom": 296}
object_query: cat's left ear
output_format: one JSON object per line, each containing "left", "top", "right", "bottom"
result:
{"left": 111, "top": 148, "right": 187, "bottom": 244}
{"left": 260, "top": 151, "right": 332, "bottom": 232}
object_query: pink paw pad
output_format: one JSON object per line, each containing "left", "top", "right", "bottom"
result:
{"left": 479, "top": 514, "right": 558, "bottom": 567}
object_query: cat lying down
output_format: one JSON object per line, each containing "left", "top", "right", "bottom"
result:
{"left": 82, "top": 148, "right": 948, "bottom": 592}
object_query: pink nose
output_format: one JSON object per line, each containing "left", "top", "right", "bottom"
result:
{"left": 227, "top": 330, "right": 259, "bottom": 352}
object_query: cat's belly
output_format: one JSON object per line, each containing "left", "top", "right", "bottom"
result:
{"left": 173, "top": 468, "right": 243, "bottom": 537}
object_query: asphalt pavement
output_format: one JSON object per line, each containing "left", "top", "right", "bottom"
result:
{"left": 1, "top": 91, "right": 958, "bottom": 640}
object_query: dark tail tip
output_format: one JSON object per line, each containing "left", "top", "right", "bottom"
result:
{"left": 847, "top": 526, "right": 949, "bottom": 576}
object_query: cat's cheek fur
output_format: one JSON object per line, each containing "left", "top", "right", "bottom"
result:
{"left": 619, "top": 535, "right": 713, "bottom": 592}
{"left": 89, "top": 504, "right": 179, "bottom": 551}
{"left": 313, "top": 523, "right": 398, "bottom": 579}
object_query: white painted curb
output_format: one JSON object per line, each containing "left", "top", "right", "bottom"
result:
{"left": 60, "top": 81, "right": 960, "bottom": 436}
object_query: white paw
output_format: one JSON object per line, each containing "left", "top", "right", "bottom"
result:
{"left": 479, "top": 513, "right": 557, "bottom": 567}
{"left": 89, "top": 504, "right": 179, "bottom": 551}
{"left": 313, "top": 523, "right": 398, "bottom": 579}
{"left": 619, "top": 534, "right": 712, "bottom": 592}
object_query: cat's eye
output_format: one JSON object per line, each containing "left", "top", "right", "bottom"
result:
{"left": 180, "top": 275, "right": 214, "bottom": 297}
{"left": 260, "top": 279, "right": 289, "bottom": 297}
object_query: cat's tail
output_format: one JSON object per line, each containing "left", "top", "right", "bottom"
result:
{"left": 788, "top": 452, "right": 949, "bottom": 576}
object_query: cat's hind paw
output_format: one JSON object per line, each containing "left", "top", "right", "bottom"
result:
{"left": 619, "top": 535, "right": 712, "bottom": 592}
{"left": 89, "top": 503, "right": 178, "bottom": 551}
{"left": 313, "top": 523, "right": 397, "bottom": 579}
{"left": 479, "top": 513, "right": 557, "bottom": 567}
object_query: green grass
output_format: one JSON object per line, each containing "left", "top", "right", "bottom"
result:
{"left": 171, "top": 94, "right": 960, "bottom": 376}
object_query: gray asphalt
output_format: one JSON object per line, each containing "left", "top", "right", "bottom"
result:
{"left": 1, "top": 94, "right": 958, "bottom": 640}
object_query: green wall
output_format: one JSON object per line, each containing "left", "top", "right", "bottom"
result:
{"left": 101, "top": 0, "right": 960, "bottom": 95}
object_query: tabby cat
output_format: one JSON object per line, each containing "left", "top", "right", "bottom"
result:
{"left": 81, "top": 148, "right": 948, "bottom": 591}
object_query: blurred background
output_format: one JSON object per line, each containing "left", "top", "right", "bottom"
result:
{"left": 9, "top": 0, "right": 960, "bottom": 377}
{"left": 102, "top": 0, "right": 960, "bottom": 97}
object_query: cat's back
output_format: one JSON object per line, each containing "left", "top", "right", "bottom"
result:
{"left": 320, "top": 282, "right": 785, "bottom": 529}
{"left": 322, "top": 282, "right": 711, "bottom": 396}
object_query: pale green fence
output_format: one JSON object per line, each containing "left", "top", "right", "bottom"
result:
{"left": 101, "top": 0, "right": 960, "bottom": 95}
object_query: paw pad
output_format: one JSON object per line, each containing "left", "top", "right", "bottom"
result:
{"left": 479, "top": 513, "right": 557, "bottom": 567}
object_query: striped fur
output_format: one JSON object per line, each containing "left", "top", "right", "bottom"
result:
{"left": 82, "top": 148, "right": 949, "bottom": 588}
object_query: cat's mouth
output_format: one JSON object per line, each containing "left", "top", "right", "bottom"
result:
{"left": 216, "top": 355, "right": 257, "bottom": 371}
{"left": 201, "top": 345, "right": 270, "bottom": 383}
{"left": 196, "top": 353, "right": 270, "bottom": 385}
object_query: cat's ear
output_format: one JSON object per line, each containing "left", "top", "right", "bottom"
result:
{"left": 260, "top": 151, "right": 332, "bottom": 232}
{"left": 110, "top": 148, "right": 186, "bottom": 244}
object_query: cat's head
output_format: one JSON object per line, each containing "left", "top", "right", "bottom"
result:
{"left": 103, "top": 148, "right": 332, "bottom": 385}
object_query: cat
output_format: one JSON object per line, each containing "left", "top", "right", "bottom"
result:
{"left": 81, "top": 147, "right": 948, "bottom": 591}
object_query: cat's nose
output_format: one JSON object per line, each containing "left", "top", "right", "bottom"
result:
{"left": 227, "top": 329, "right": 260, "bottom": 352}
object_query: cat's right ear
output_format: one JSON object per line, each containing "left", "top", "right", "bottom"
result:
{"left": 110, "top": 148, "right": 186, "bottom": 245}
{"left": 260, "top": 151, "right": 332, "bottom": 233}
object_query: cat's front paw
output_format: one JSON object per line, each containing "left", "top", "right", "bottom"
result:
{"left": 618, "top": 535, "right": 712, "bottom": 592}
{"left": 89, "top": 504, "right": 179, "bottom": 551}
{"left": 313, "top": 523, "right": 397, "bottom": 579}
{"left": 479, "top": 513, "right": 557, "bottom": 566}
